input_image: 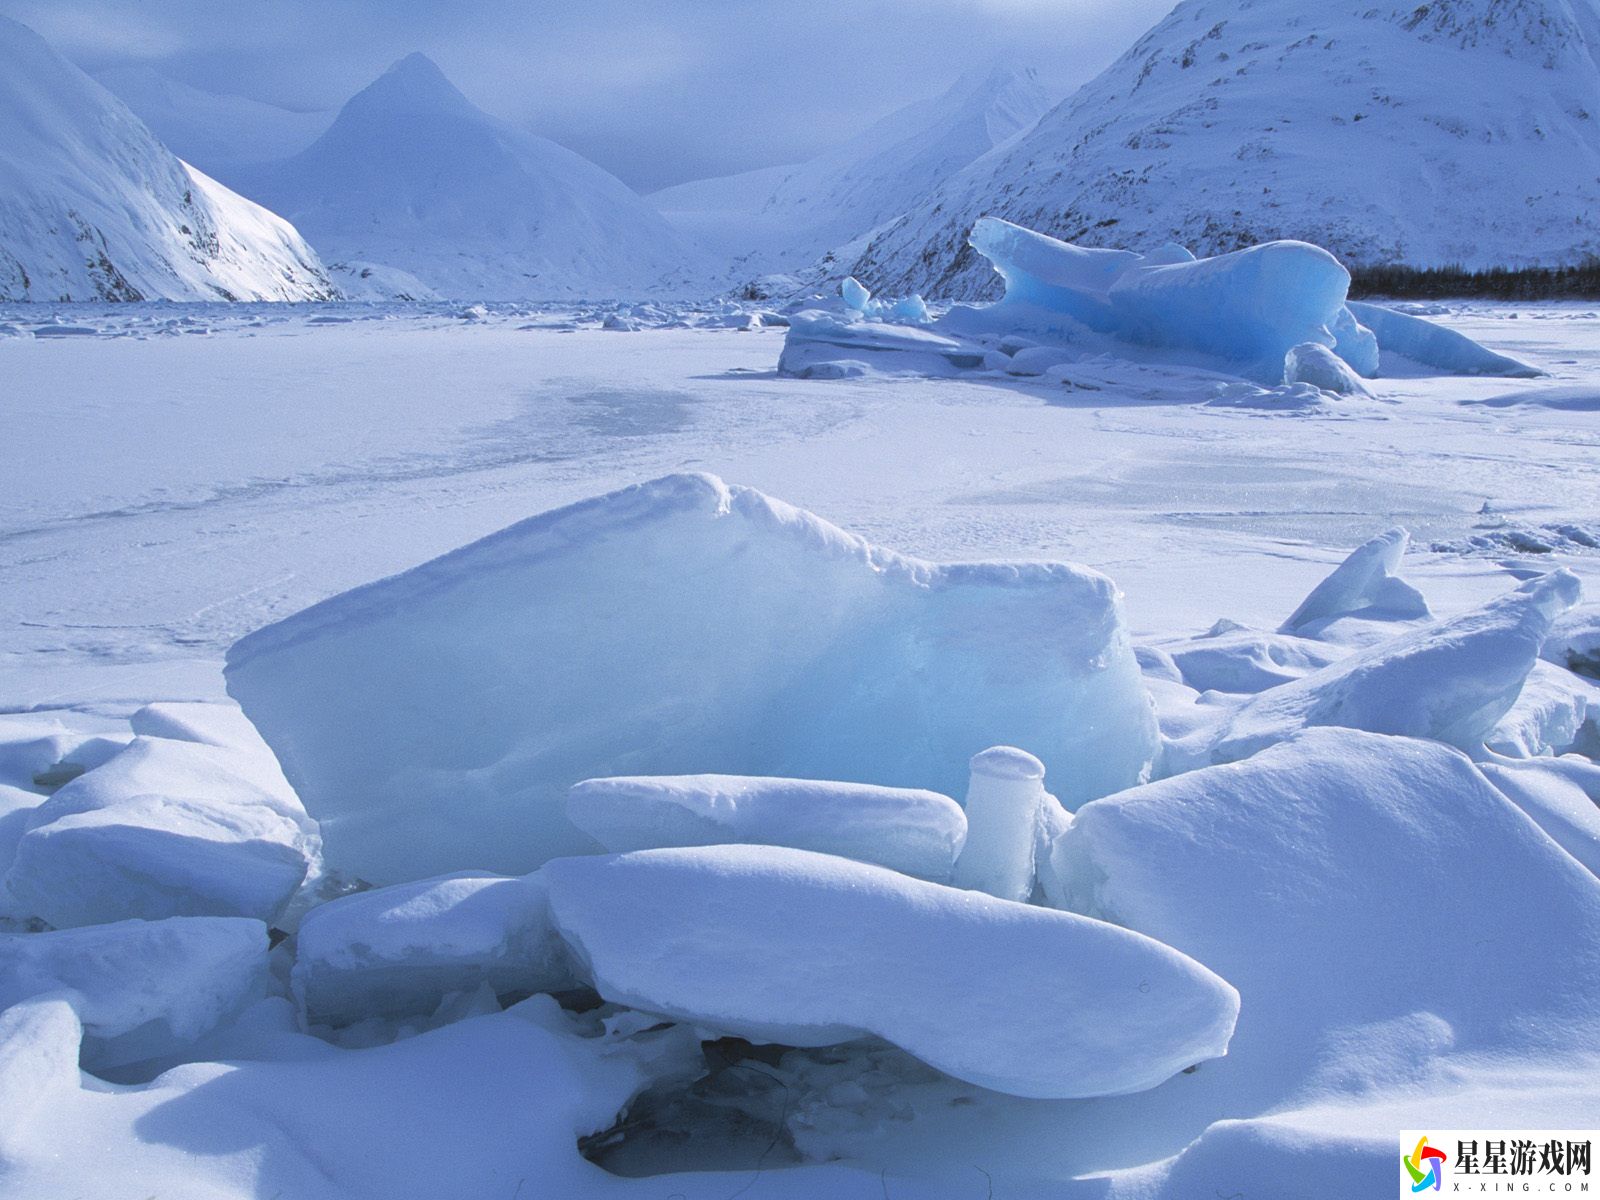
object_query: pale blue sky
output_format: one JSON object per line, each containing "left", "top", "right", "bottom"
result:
{"left": 0, "top": 0, "right": 1174, "bottom": 189}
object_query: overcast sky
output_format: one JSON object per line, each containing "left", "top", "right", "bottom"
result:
{"left": 2, "top": 0, "right": 1174, "bottom": 191}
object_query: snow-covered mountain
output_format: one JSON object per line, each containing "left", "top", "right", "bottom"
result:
{"left": 651, "top": 66, "right": 1051, "bottom": 282}
{"left": 0, "top": 15, "right": 337, "bottom": 302}
{"left": 234, "top": 53, "right": 703, "bottom": 300}
{"left": 94, "top": 65, "right": 330, "bottom": 183}
{"left": 840, "top": 0, "right": 1600, "bottom": 299}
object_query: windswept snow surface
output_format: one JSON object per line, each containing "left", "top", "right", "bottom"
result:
{"left": 226, "top": 472, "right": 1156, "bottom": 884}
{"left": 0, "top": 16, "right": 336, "bottom": 302}
{"left": 234, "top": 54, "right": 703, "bottom": 300}
{"left": 5, "top": 302, "right": 1600, "bottom": 1196}
{"left": 839, "top": 0, "right": 1600, "bottom": 297}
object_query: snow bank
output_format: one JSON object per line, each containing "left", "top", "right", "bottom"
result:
{"left": 5, "top": 733, "right": 318, "bottom": 928}
{"left": 1543, "top": 604, "right": 1600, "bottom": 678}
{"left": 1203, "top": 570, "right": 1579, "bottom": 763}
{"left": 1479, "top": 756, "right": 1600, "bottom": 878}
{"left": 1483, "top": 659, "right": 1600, "bottom": 758}
{"left": 544, "top": 844, "right": 1239, "bottom": 1100}
{"left": 1159, "top": 626, "right": 1346, "bottom": 694}
{"left": 1278, "top": 527, "right": 1431, "bottom": 636}
{"left": 566, "top": 774, "right": 965, "bottom": 881}
{"left": 227, "top": 473, "right": 1156, "bottom": 884}
{"left": 0, "top": 916, "right": 268, "bottom": 1074}
{"left": 1348, "top": 301, "right": 1542, "bottom": 377}
{"left": 1056, "top": 729, "right": 1600, "bottom": 1082}
{"left": 0, "top": 994, "right": 680, "bottom": 1200}
{"left": 292, "top": 872, "right": 570, "bottom": 1026}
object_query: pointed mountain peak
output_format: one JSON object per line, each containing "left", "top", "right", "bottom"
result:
{"left": 342, "top": 51, "right": 477, "bottom": 120}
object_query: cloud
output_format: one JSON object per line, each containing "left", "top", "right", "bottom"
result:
{"left": 0, "top": 0, "right": 1174, "bottom": 190}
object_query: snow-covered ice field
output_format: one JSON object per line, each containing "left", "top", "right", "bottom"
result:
{"left": 3, "top": 299, "right": 1600, "bottom": 1198}
{"left": 5, "top": 302, "right": 1600, "bottom": 710}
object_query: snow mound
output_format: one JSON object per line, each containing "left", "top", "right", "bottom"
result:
{"left": 227, "top": 473, "right": 1157, "bottom": 885}
{"left": 0, "top": 15, "right": 335, "bottom": 302}
{"left": 1201, "top": 570, "right": 1580, "bottom": 763}
{"left": 0, "top": 991, "right": 679, "bottom": 1200}
{"left": 0, "top": 916, "right": 268, "bottom": 1075}
{"left": 543, "top": 844, "right": 1239, "bottom": 1099}
{"left": 292, "top": 872, "right": 570, "bottom": 1027}
{"left": 567, "top": 774, "right": 966, "bottom": 882}
{"left": 1479, "top": 755, "right": 1600, "bottom": 878}
{"left": 235, "top": 53, "right": 701, "bottom": 300}
{"left": 1279, "top": 528, "right": 1431, "bottom": 636}
{"left": 1056, "top": 729, "right": 1600, "bottom": 1088}
{"left": 4, "top": 733, "right": 318, "bottom": 929}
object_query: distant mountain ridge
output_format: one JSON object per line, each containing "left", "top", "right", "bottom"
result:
{"left": 234, "top": 53, "right": 704, "bottom": 300}
{"left": 651, "top": 66, "right": 1052, "bottom": 283}
{"left": 0, "top": 14, "right": 336, "bottom": 302}
{"left": 94, "top": 65, "right": 330, "bottom": 185}
{"left": 835, "top": 0, "right": 1600, "bottom": 299}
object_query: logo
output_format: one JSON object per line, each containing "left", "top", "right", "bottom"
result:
{"left": 1401, "top": 1130, "right": 1595, "bottom": 1196}
{"left": 1406, "top": 1136, "right": 1447, "bottom": 1193}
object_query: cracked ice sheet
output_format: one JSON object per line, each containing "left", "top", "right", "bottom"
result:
{"left": 4, "top": 302, "right": 1600, "bottom": 711}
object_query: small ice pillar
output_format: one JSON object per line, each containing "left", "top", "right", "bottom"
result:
{"left": 953, "top": 746, "right": 1047, "bottom": 902}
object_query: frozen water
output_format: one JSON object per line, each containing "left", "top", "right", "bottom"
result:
{"left": 1348, "top": 301, "right": 1542, "bottom": 377}
{"left": 1278, "top": 528, "right": 1431, "bottom": 636}
{"left": 5, "top": 733, "right": 318, "bottom": 928}
{"left": 543, "top": 844, "right": 1239, "bottom": 1099}
{"left": 226, "top": 473, "right": 1156, "bottom": 884}
{"left": 292, "top": 872, "right": 570, "bottom": 1027}
{"left": 0, "top": 916, "right": 268, "bottom": 1075}
{"left": 566, "top": 774, "right": 966, "bottom": 881}
{"left": 1198, "top": 570, "right": 1580, "bottom": 764}
{"left": 966, "top": 217, "right": 1355, "bottom": 380}
{"left": 950, "top": 746, "right": 1049, "bottom": 902}
{"left": 1483, "top": 659, "right": 1600, "bottom": 758}
{"left": 1283, "top": 342, "right": 1371, "bottom": 396}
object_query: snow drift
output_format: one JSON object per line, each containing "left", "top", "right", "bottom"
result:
{"left": 543, "top": 844, "right": 1239, "bottom": 1099}
{"left": 0, "top": 15, "right": 335, "bottom": 302}
{"left": 227, "top": 473, "right": 1157, "bottom": 884}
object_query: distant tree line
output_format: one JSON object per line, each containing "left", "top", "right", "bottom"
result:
{"left": 1349, "top": 261, "right": 1600, "bottom": 300}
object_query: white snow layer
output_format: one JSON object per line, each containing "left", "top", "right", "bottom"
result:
{"left": 226, "top": 473, "right": 1157, "bottom": 885}
{"left": 566, "top": 774, "right": 966, "bottom": 881}
{"left": 1054, "top": 729, "right": 1600, "bottom": 1083}
{"left": 0, "top": 916, "right": 268, "bottom": 1073}
{"left": 4, "top": 725, "right": 318, "bottom": 929}
{"left": 0, "top": 15, "right": 335, "bottom": 302}
{"left": 1193, "top": 569, "right": 1580, "bottom": 764}
{"left": 543, "top": 844, "right": 1240, "bottom": 1099}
